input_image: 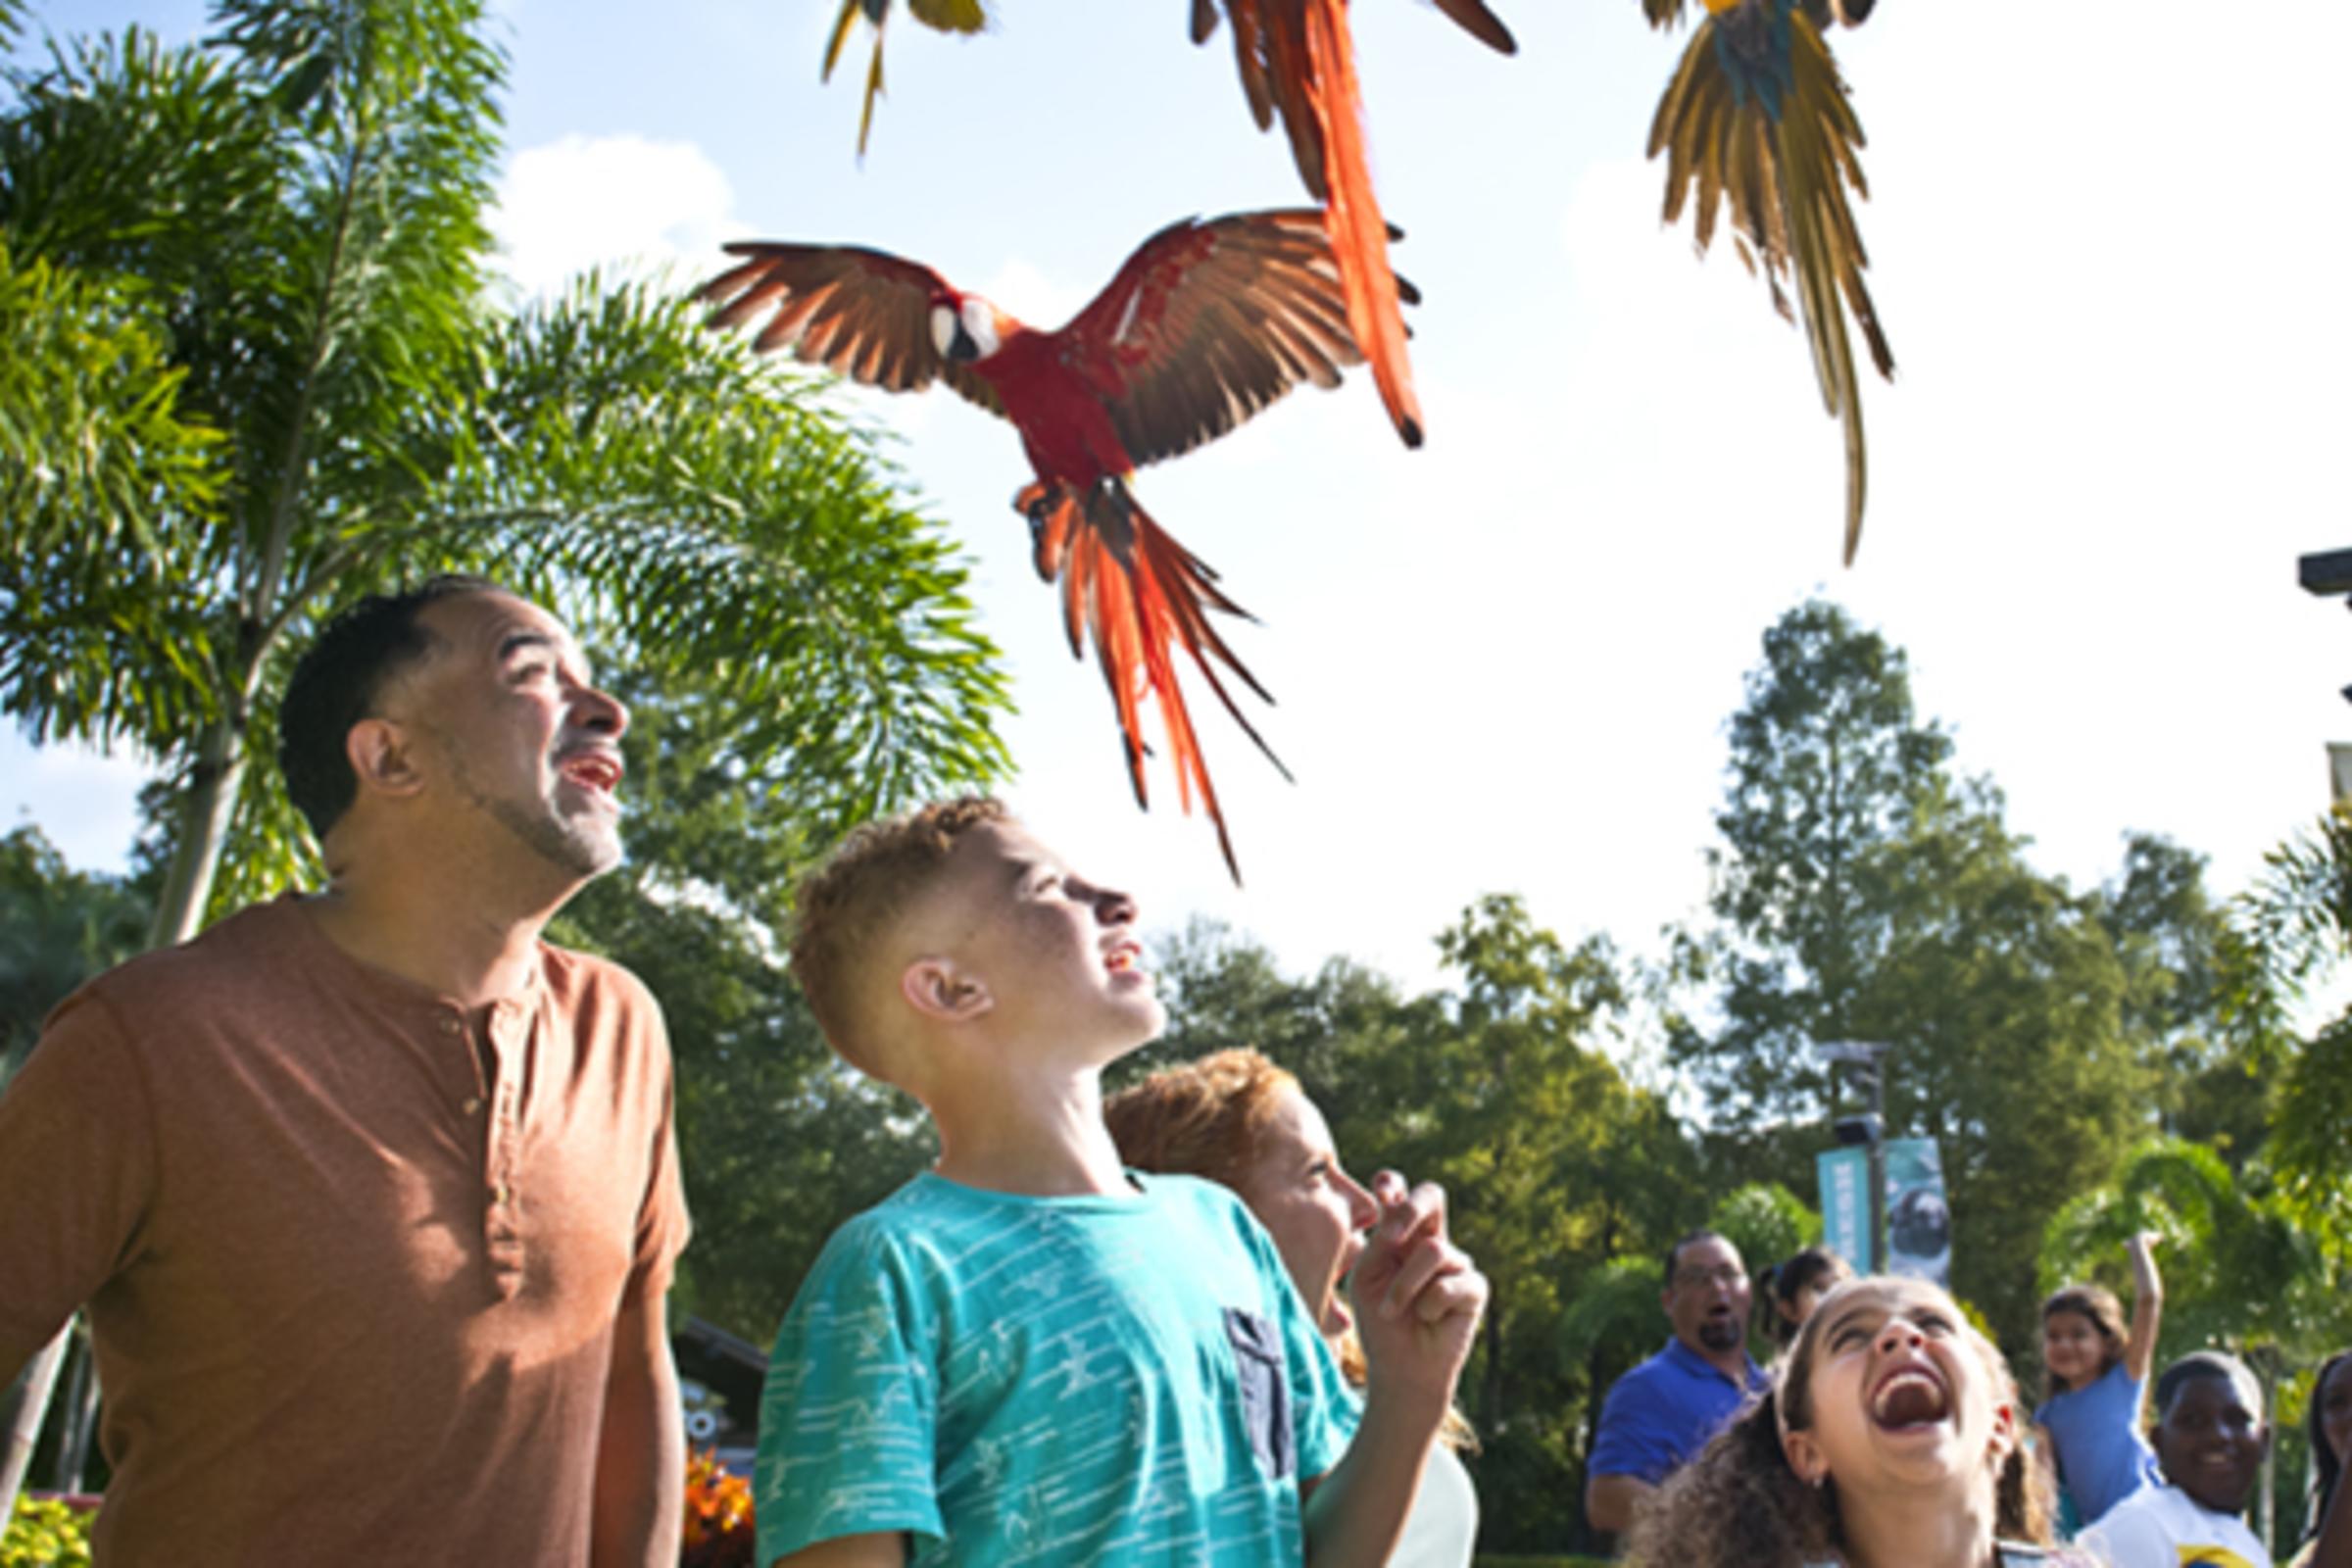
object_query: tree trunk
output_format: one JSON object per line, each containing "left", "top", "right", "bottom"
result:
{"left": 148, "top": 716, "right": 247, "bottom": 950}
{"left": 0, "top": 1332, "right": 67, "bottom": 1509}
{"left": 54, "top": 1327, "right": 96, "bottom": 1494}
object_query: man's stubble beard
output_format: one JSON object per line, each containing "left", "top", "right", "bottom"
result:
{"left": 439, "top": 734, "right": 621, "bottom": 882}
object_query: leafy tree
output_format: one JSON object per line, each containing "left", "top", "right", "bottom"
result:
{"left": 1706, "top": 1181, "right": 1818, "bottom": 1299}
{"left": 2040, "top": 1137, "right": 2346, "bottom": 1553}
{"left": 1674, "top": 601, "right": 2160, "bottom": 1351}
{"left": 2094, "top": 834, "right": 2267, "bottom": 1159}
{"left": 0, "top": 827, "right": 146, "bottom": 1086}
{"left": 1678, "top": 598, "right": 1954, "bottom": 1131}
{"left": 1150, "top": 903, "right": 1700, "bottom": 1553}
{"left": 2222, "top": 806, "right": 2352, "bottom": 1251}
{"left": 546, "top": 664, "right": 935, "bottom": 1345}
{"left": 0, "top": 2, "right": 1009, "bottom": 956}
{"left": 1, "top": 0, "right": 1009, "bottom": 1514}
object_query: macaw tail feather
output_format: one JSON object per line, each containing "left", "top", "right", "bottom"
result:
{"left": 1198, "top": 1, "right": 1423, "bottom": 449}
{"left": 823, "top": 0, "right": 992, "bottom": 159}
{"left": 1017, "top": 476, "right": 1288, "bottom": 883}
{"left": 1650, "top": 1, "right": 1893, "bottom": 563}
{"left": 1301, "top": 0, "right": 1425, "bottom": 449}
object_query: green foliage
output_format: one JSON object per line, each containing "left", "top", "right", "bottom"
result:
{"left": 1, "top": 1494, "right": 92, "bottom": 1568}
{"left": 1707, "top": 1182, "right": 1817, "bottom": 1286}
{"left": 547, "top": 664, "right": 935, "bottom": 1341}
{"left": 1149, "top": 901, "right": 1701, "bottom": 1554}
{"left": 0, "top": 241, "right": 221, "bottom": 587}
{"left": 1672, "top": 601, "right": 2169, "bottom": 1352}
{"left": 0, "top": 1, "right": 1009, "bottom": 943}
{"left": 0, "top": 826, "right": 146, "bottom": 1085}
{"left": 1685, "top": 598, "right": 1954, "bottom": 1128}
{"left": 2039, "top": 1138, "right": 2345, "bottom": 1373}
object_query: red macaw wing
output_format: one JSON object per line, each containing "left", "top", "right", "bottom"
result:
{"left": 1054, "top": 209, "right": 1378, "bottom": 469}
{"left": 696, "top": 242, "right": 1004, "bottom": 418}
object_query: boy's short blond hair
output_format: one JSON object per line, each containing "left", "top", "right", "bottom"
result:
{"left": 790, "top": 795, "right": 1008, "bottom": 1078}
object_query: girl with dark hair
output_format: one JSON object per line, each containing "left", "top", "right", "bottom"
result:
{"left": 1758, "top": 1247, "right": 1855, "bottom": 1349}
{"left": 1624, "top": 1275, "right": 2091, "bottom": 1568}
{"left": 2292, "top": 1350, "right": 2352, "bottom": 1568}
{"left": 2034, "top": 1230, "right": 2165, "bottom": 1527}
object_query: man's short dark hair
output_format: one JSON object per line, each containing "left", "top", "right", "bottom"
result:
{"left": 277, "top": 574, "right": 509, "bottom": 843}
{"left": 1664, "top": 1229, "right": 1732, "bottom": 1289}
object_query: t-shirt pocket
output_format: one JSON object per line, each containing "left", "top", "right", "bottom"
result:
{"left": 1222, "top": 1306, "right": 1296, "bottom": 1479}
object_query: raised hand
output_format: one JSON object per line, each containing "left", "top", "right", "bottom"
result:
{"left": 1346, "top": 1170, "right": 1488, "bottom": 1414}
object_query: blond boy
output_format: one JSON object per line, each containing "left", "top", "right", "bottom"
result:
{"left": 754, "top": 798, "right": 1486, "bottom": 1567}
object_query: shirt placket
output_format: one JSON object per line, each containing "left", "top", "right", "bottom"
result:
{"left": 479, "top": 1001, "right": 529, "bottom": 1298}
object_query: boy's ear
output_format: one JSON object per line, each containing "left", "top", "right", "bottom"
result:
{"left": 901, "top": 956, "right": 993, "bottom": 1023}
{"left": 346, "top": 717, "right": 424, "bottom": 802}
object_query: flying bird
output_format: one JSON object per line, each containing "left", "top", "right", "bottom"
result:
{"left": 822, "top": 0, "right": 994, "bottom": 158}
{"left": 1645, "top": 0, "right": 1892, "bottom": 564}
{"left": 700, "top": 210, "right": 1399, "bottom": 878}
{"left": 1193, "top": 0, "right": 1516, "bottom": 451}
{"left": 814, "top": 3, "right": 1511, "bottom": 452}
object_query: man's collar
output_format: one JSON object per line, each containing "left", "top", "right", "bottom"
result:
{"left": 1664, "top": 1334, "right": 1766, "bottom": 1389}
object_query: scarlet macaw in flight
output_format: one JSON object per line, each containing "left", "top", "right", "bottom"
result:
{"left": 814, "top": 3, "right": 1511, "bottom": 454}
{"left": 1646, "top": 0, "right": 1892, "bottom": 563}
{"left": 700, "top": 210, "right": 1397, "bottom": 878}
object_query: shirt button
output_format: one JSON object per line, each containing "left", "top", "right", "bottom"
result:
{"left": 461, "top": 1097, "right": 483, "bottom": 1116}
{"left": 438, "top": 1016, "right": 461, "bottom": 1035}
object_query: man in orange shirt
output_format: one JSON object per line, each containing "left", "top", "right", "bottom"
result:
{"left": 0, "top": 576, "right": 690, "bottom": 1565}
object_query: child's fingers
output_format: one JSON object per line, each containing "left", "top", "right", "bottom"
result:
{"left": 1383, "top": 1235, "right": 1472, "bottom": 1321}
{"left": 1411, "top": 1254, "right": 1489, "bottom": 1328}
{"left": 1375, "top": 1178, "right": 1447, "bottom": 1250}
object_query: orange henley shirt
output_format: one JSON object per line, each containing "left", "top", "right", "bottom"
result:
{"left": 0, "top": 895, "right": 690, "bottom": 1564}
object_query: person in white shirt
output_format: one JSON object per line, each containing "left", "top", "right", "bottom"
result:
{"left": 2079, "top": 1350, "right": 2272, "bottom": 1568}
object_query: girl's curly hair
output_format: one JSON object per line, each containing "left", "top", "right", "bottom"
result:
{"left": 1623, "top": 1277, "right": 2050, "bottom": 1568}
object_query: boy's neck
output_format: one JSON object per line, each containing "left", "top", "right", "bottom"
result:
{"left": 927, "top": 1061, "right": 1133, "bottom": 1198}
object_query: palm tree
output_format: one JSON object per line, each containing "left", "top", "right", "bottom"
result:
{"left": 2040, "top": 1137, "right": 2345, "bottom": 1553}
{"left": 1, "top": 0, "right": 1010, "bottom": 1512}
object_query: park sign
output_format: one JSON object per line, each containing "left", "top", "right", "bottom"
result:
{"left": 1817, "top": 1138, "right": 1951, "bottom": 1285}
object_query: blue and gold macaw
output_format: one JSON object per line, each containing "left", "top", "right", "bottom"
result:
{"left": 1646, "top": 0, "right": 1891, "bottom": 563}
{"left": 823, "top": 0, "right": 994, "bottom": 158}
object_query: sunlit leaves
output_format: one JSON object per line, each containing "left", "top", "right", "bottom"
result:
{"left": 3, "top": 1, "right": 1010, "bottom": 935}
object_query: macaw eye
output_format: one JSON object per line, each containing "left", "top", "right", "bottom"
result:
{"left": 960, "top": 299, "right": 1000, "bottom": 358}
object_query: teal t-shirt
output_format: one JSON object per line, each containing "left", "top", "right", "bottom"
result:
{"left": 755, "top": 1170, "right": 1355, "bottom": 1567}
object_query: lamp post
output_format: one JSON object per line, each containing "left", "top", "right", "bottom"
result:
{"left": 1815, "top": 1040, "right": 1893, "bottom": 1271}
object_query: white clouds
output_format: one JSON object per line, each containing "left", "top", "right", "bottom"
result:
{"left": 490, "top": 133, "right": 739, "bottom": 298}
{"left": 0, "top": 733, "right": 152, "bottom": 874}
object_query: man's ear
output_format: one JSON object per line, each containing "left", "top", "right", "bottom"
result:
{"left": 901, "top": 957, "right": 993, "bottom": 1023}
{"left": 345, "top": 717, "right": 425, "bottom": 802}
{"left": 1781, "top": 1427, "right": 1829, "bottom": 1488}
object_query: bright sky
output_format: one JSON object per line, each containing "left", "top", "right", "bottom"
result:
{"left": 11, "top": 1, "right": 2352, "bottom": 999}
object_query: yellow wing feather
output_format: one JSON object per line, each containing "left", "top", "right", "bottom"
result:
{"left": 1648, "top": 4, "right": 1892, "bottom": 563}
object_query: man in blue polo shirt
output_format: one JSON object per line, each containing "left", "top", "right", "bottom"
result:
{"left": 1584, "top": 1230, "right": 1770, "bottom": 1538}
